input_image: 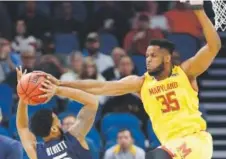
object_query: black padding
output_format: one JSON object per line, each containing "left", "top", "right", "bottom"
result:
{"left": 146, "top": 148, "right": 172, "bottom": 159}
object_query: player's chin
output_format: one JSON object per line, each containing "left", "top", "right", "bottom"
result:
{"left": 147, "top": 69, "right": 159, "bottom": 76}
{"left": 147, "top": 67, "right": 155, "bottom": 73}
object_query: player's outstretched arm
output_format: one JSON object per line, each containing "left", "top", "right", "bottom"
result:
{"left": 60, "top": 75, "right": 144, "bottom": 96}
{"left": 181, "top": 7, "right": 221, "bottom": 78}
{"left": 16, "top": 67, "right": 37, "bottom": 159}
{"left": 35, "top": 72, "right": 144, "bottom": 96}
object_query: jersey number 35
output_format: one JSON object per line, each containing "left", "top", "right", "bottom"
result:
{"left": 156, "top": 91, "right": 180, "bottom": 113}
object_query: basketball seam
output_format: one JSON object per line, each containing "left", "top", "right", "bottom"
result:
{"left": 19, "top": 81, "right": 27, "bottom": 97}
{"left": 29, "top": 92, "right": 47, "bottom": 99}
{"left": 19, "top": 81, "right": 29, "bottom": 102}
{"left": 30, "top": 96, "right": 46, "bottom": 102}
{"left": 27, "top": 81, "right": 43, "bottom": 105}
{"left": 29, "top": 93, "right": 47, "bottom": 105}
{"left": 25, "top": 73, "right": 32, "bottom": 93}
{"left": 26, "top": 76, "right": 44, "bottom": 96}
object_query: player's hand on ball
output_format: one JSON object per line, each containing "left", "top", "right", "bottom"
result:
{"left": 33, "top": 71, "right": 60, "bottom": 86}
{"left": 16, "top": 66, "right": 27, "bottom": 82}
{"left": 39, "top": 80, "right": 58, "bottom": 103}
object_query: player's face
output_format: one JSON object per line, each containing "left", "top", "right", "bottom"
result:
{"left": 51, "top": 113, "right": 63, "bottom": 136}
{"left": 146, "top": 46, "right": 166, "bottom": 76}
{"left": 117, "top": 131, "right": 133, "bottom": 149}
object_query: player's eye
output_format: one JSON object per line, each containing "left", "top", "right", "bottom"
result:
{"left": 151, "top": 54, "right": 156, "bottom": 57}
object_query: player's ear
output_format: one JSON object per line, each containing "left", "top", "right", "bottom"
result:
{"left": 51, "top": 126, "right": 58, "bottom": 133}
{"left": 164, "top": 54, "right": 171, "bottom": 63}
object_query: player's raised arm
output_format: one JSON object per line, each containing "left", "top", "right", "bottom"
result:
{"left": 16, "top": 67, "right": 37, "bottom": 159}
{"left": 181, "top": 3, "right": 221, "bottom": 78}
{"left": 40, "top": 80, "right": 98, "bottom": 148}
{"left": 16, "top": 100, "right": 37, "bottom": 159}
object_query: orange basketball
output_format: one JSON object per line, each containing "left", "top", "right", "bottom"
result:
{"left": 17, "top": 72, "right": 48, "bottom": 105}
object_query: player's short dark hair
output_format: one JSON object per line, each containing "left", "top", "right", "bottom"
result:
{"left": 30, "top": 109, "right": 53, "bottom": 137}
{"left": 150, "top": 39, "right": 175, "bottom": 54}
{"left": 118, "top": 128, "right": 133, "bottom": 138}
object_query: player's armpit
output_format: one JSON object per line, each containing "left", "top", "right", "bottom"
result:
{"left": 68, "top": 106, "right": 97, "bottom": 146}
{"left": 181, "top": 45, "right": 217, "bottom": 78}
{"left": 18, "top": 128, "right": 37, "bottom": 159}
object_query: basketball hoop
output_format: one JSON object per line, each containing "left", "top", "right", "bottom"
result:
{"left": 211, "top": 0, "right": 226, "bottom": 31}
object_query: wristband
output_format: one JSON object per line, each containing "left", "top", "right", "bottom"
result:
{"left": 190, "top": 5, "right": 204, "bottom": 10}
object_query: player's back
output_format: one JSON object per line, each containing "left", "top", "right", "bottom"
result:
{"left": 141, "top": 66, "right": 207, "bottom": 144}
{"left": 36, "top": 132, "right": 92, "bottom": 159}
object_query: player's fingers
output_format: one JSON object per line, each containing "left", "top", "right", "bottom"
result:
{"left": 38, "top": 94, "right": 49, "bottom": 98}
{"left": 23, "top": 69, "right": 27, "bottom": 75}
{"left": 39, "top": 87, "right": 48, "bottom": 92}
{"left": 46, "top": 75, "right": 53, "bottom": 80}
{"left": 19, "top": 65, "right": 22, "bottom": 71}
{"left": 47, "top": 76, "right": 57, "bottom": 84}
{"left": 16, "top": 68, "right": 19, "bottom": 75}
{"left": 40, "top": 89, "right": 53, "bottom": 95}
{"left": 43, "top": 81, "right": 53, "bottom": 89}
{"left": 45, "top": 80, "right": 52, "bottom": 85}
{"left": 41, "top": 82, "right": 49, "bottom": 88}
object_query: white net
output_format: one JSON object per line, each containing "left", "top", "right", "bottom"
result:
{"left": 211, "top": 0, "right": 226, "bottom": 31}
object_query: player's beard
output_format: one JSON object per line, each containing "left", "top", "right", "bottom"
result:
{"left": 148, "top": 62, "right": 165, "bottom": 77}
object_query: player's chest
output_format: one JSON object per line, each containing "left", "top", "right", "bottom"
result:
{"left": 141, "top": 77, "right": 189, "bottom": 116}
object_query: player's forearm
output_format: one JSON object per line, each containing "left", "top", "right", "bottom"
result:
{"left": 194, "top": 10, "right": 221, "bottom": 52}
{"left": 59, "top": 80, "right": 112, "bottom": 95}
{"left": 56, "top": 86, "right": 98, "bottom": 109}
{"left": 16, "top": 100, "right": 29, "bottom": 129}
{"left": 60, "top": 80, "right": 104, "bottom": 90}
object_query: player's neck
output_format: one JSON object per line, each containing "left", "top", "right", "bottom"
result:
{"left": 154, "top": 65, "right": 173, "bottom": 81}
{"left": 43, "top": 134, "right": 61, "bottom": 142}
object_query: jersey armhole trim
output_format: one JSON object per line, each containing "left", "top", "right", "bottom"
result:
{"left": 160, "top": 146, "right": 175, "bottom": 158}
{"left": 178, "top": 65, "right": 198, "bottom": 94}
